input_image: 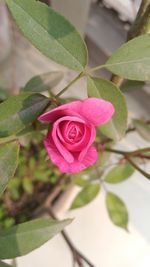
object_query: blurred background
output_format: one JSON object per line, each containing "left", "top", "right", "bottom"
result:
{"left": 1, "top": 0, "right": 150, "bottom": 266}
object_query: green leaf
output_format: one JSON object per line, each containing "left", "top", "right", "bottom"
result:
{"left": 133, "top": 119, "right": 150, "bottom": 142}
{"left": 105, "top": 163, "right": 134, "bottom": 184}
{"left": 6, "top": 0, "right": 88, "bottom": 71}
{"left": 23, "top": 71, "right": 64, "bottom": 93}
{"left": 106, "top": 192, "right": 128, "bottom": 230}
{"left": 105, "top": 34, "right": 150, "bottom": 81}
{"left": 0, "top": 142, "right": 19, "bottom": 196}
{"left": 0, "top": 261, "right": 12, "bottom": 267}
{"left": 87, "top": 76, "right": 127, "bottom": 140}
{"left": 0, "top": 93, "right": 50, "bottom": 137}
{"left": 74, "top": 176, "right": 90, "bottom": 187}
{"left": 71, "top": 184, "right": 100, "bottom": 209}
{"left": 0, "top": 218, "right": 71, "bottom": 259}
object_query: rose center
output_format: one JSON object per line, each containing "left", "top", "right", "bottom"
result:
{"left": 67, "top": 124, "right": 82, "bottom": 141}
{"left": 60, "top": 121, "right": 84, "bottom": 144}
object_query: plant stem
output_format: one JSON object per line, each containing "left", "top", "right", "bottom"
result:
{"left": 12, "top": 258, "right": 17, "bottom": 267}
{"left": 128, "top": 0, "right": 150, "bottom": 39}
{"left": 105, "top": 147, "right": 150, "bottom": 179}
{"left": 98, "top": 121, "right": 150, "bottom": 146}
{"left": 105, "top": 147, "right": 150, "bottom": 156}
{"left": 0, "top": 136, "right": 18, "bottom": 145}
{"left": 124, "top": 156, "right": 150, "bottom": 179}
{"left": 33, "top": 175, "right": 65, "bottom": 217}
{"left": 89, "top": 1, "right": 150, "bottom": 79}
{"left": 56, "top": 72, "right": 85, "bottom": 98}
{"left": 88, "top": 64, "right": 106, "bottom": 73}
{"left": 111, "top": 0, "right": 150, "bottom": 86}
{"left": 128, "top": 147, "right": 150, "bottom": 156}
{"left": 47, "top": 208, "right": 96, "bottom": 267}
{"left": 126, "top": 120, "right": 150, "bottom": 133}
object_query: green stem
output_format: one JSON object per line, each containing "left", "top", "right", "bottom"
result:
{"left": 88, "top": 1, "right": 150, "bottom": 83}
{"left": 104, "top": 148, "right": 127, "bottom": 155}
{"left": 88, "top": 64, "right": 106, "bottom": 73}
{"left": 56, "top": 72, "right": 85, "bottom": 98}
{"left": 138, "top": 0, "right": 150, "bottom": 16}
{"left": 105, "top": 147, "right": 150, "bottom": 156}
{"left": 47, "top": 208, "right": 96, "bottom": 267}
{"left": 126, "top": 120, "right": 150, "bottom": 133}
{"left": 128, "top": 0, "right": 150, "bottom": 39}
{"left": 105, "top": 147, "right": 150, "bottom": 180}
{"left": 125, "top": 156, "right": 150, "bottom": 180}
{"left": 128, "top": 147, "right": 150, "bottom": 156}
{"left": 0, "top": 136, "right": 18, "bottom": 145}
{"left": 111, "top": 0, "right": 150, "bottom": 86}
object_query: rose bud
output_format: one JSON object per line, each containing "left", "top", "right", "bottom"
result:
{"left": 38, "top": 98, "right": 114, "bottom": 173}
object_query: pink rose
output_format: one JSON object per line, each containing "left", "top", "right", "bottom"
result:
{"left": 38, "top": 98, "right": 114, "bottom": 173}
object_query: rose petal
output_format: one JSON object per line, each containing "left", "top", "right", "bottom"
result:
{"left": 38, "top": 101, "right": 81, "bottom": 122}
{"left": 80, "top": 98, "right": 115, "bottom": 126}
{"left": 57, "top": 121, "right": 95, "bottom": 152}
{"left": 44, "top": 135, "right": 98, "bottom": 173}
{"left": 38, "top": 98, "right": 114, "bottom": 126}
{"left": 69, "top": 146, "right": 98, "bottom": 173}
{"left": 57, "top": 122, "right": 88, "bottom": 151}
{"left": 44, "top": 136, "right": 69, "bottom": 171}
{"left": 78, "top": 124, "right": 96, "bottom": 161}
{"left": 52, "top": 116, "right": 86, "bottom": 162}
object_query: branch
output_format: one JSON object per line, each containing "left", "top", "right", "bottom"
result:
{"left": 47, "top": 208, "right": 96, "bottom": 267}
{"left": 31, "top": 170, "right": 95, "bottom": 266}
{"left": 56, "top": 72, "right": 84, "bottom": 98}
{"left": 126, "top": 120, "right": 150, "bottom": 133}
{"left": 105, "top": 147, "right": 150, "bottom": 180}
{"left": 32, "top": 175, "right": 66, "bottom": 217}
{"left": 12, "top": 259, "right": 17, "bottom": 267}
{"left": 125, "top": 156, "right": 150, "bottom": 180}
{"left": 111, "top": 0, "right": 150, "bottom": 87}
{"left": 105, "top": 147, "right": 150, "bottom": 156}
{"left": 128, "top": 0, "right": 150, "bottom": 39}
{"left": 96, "top": 120, "right": 150, "bottom": 147}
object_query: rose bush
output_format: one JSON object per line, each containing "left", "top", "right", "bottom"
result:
{"left": 39, "top": 97, "right": 114, "bottom": 173}
{"left": 1, "top": 0, "right": 150, "bottom": 264}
